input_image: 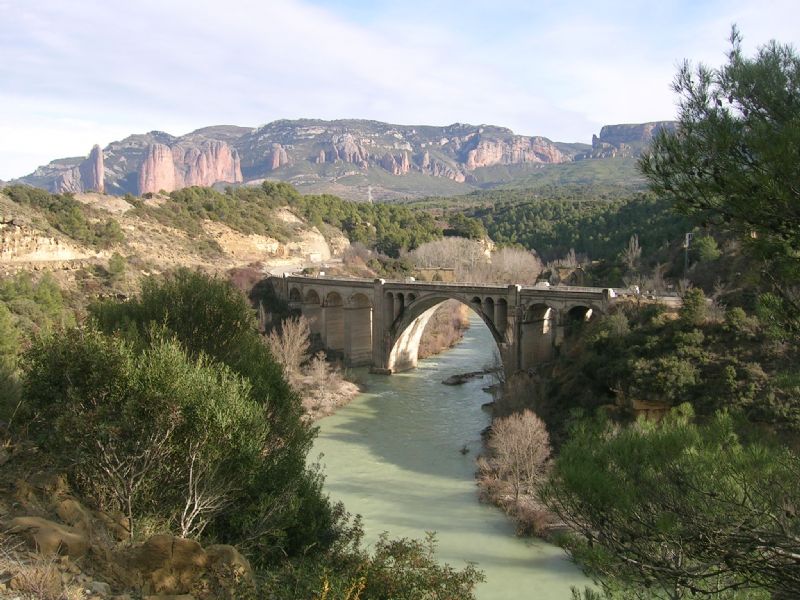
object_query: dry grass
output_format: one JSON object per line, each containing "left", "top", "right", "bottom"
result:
{"left": 0, "top": 533, "right": 86, "bottom": 600}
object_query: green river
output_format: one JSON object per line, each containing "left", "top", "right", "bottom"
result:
{"left": 313, "top": 314, "right": 587, "bottom": 599}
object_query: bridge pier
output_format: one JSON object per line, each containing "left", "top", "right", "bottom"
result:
{"left": 344, "top": 296, "right": 373, "bottom": 367}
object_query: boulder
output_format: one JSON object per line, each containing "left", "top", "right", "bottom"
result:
{"left": 130, "top": 535, "right": 207, "bottom": 595}
{"left": 7, "top": 516, "right": 89, "bottom": 558}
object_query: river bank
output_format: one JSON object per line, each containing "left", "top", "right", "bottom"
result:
{"left": 312, "top": 313, "right": 586, "bottom": 599}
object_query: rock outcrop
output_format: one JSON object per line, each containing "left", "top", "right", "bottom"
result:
{"left": 585, "top": 121, "right": 677, "bottom": 159}
{"left": 268, "top": 143, "right": 290, "bottom": 170}
{"left": 465, "top": 136, "right": 564, "bottom": 169}
{"left": 138, "top": 143, "right": 177, "bottom": 194}
{"left": 138, "top": 140, "right": 243, "bottom": 194}
{"left": 0, "top": 220, "right": 94, "bottom": 263}
{"left": 381, "top": 151, "right": 411, "bottom": 175}
{"left": 52, "top": 144, "right": 105, "bottom": 193}
{"left": 1, "top": 465, "right": 254, "bottom": 600}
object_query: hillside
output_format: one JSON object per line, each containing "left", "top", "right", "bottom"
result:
{"left": 0, "top": 185, "right": 350, "bottom": 295}
{"left": 11, "top": 119, "right": 674, "bottom": 201}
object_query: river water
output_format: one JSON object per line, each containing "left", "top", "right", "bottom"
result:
{"left": 313, "top": 314, "right": 587, "bottom": 599}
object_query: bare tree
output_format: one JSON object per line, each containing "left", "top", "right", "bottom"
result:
{"left": 485, "top": 247, "right": 543, "bottom": 285}
{"left": 178, "top": 438, "right": 237, "bottom": 538}
{"left": 266, "top": 316, "right": 311, "bottom": 384}
{"left": 621, "top": 234, "right": 642, "bottom": 272}
{"left": 92, "top": 422, "right": 178, "bottom": 539}
{"left": 487, "top": 410, "right": 552, "bottom": 502}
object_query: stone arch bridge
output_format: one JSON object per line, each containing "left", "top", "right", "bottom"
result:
{"left": 269, "top": 275, "right": 620, "bottom": 377}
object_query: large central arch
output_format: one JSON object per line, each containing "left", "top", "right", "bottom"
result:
{"left": 386, "top": 293, "right": 506, "bottom": 373}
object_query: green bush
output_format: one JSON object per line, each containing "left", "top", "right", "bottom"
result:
{"left": 543, "top": 409, "right": 800, "bottom": 598}
{"left": 679, "top": 288, "right": 707, "bottom": 326}
{"left": 107, "top": 252, "right": 126, "bottom": 281}
{"left": 88, "top": 270, "right": 327, "bottom": 561}
{"left": 22, "top": 329, "right": 267, "bottom": 538}
{"left": 692, "top": 235, "right": 721, "bottom": 262}
{"left": 0, "top": 272, "right": 75, "bottom": 338}
{"left": 266, "top": 528, "right": 484, "bottom": 600}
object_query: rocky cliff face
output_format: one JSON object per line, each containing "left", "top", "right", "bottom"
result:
{"left": 585, "top": 121, "right": 676, "bottom": 159}
{"left": 35, "top": 144, "right": 106, "bottom": 194}
{"left": 138, "top": 140, "right": 243, "bottom": 194}
{"left": 464, "top": 136, "right": 565, "bottom": 169}
{"left": 13, "top": 119, "right": 675, "bottom": 198}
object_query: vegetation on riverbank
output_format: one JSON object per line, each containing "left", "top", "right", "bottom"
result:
{"left": 479, "top": 31, "right": 800, "bottom": 600}
{"left": 0, "top": 270, "right": 485, "bottom": 599}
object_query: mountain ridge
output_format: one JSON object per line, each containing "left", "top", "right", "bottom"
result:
{"left": 11, "top": 119, "right": 676, "bottom": 200}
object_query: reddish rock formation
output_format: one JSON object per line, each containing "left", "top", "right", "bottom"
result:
{"left": 138, "top": 141, "right": 242, "bottom": 194}
{"left": 269, "top": 143, "right": 290, "bottom": 170}
{"left": 176, "top": 140, "right": 242, "bottom": 188}
{"left": 416, "top": 151, "right": 465, "bottom": 182}
{"left": 400, "top": 151, "right": 410, "bottom": 174}
{"left": 465, "top": 136, "right": 564, "bottom": 169}
{"left": 138, "top": 143, "right": 176, "bottom": 194}
{"left": 381, "top": 151, "right": 412, "bottom": 175}
{"left": 80, "top": 145, "right": 105, "bottom": 193}
{"left": 53, "top": 144, "right": 105, "bottom": 193}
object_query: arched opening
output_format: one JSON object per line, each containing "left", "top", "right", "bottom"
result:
{"left": 303, "top": 289, "right": 322, "bottom": 336}
{"left": 567, "top": 305, "right": 594, "bottom": 322}
{"left": 495, "top": 298, "right": 508, "bottom": 335}
{"left": 394, "top": 293, "right": 405, "bottom": 321}
{"left": 345, "top": 292, "right": 373, "bottom": 366}
{"left": 324, "top": 291, "right": 344, "bottom": 351}
{"left": 565, "top": 305, "right": 594, "bottom": 339}
{"left": 388, "top": 296, "right": 503, "bottom": 374}
{"left": 289, "top": 287, "right": 302, "bottom": 303}
{"left": 484, "top": 297, "right": 495, "bottom": 326}
{"left": 520, "top": 303, "right": 555, "bottom": 369}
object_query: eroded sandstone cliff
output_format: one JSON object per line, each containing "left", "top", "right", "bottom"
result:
{"left": 138, "top": 140, "right": 243, "bottom": 194}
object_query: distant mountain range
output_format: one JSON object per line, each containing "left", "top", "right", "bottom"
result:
{"left": 10, "top": 119, "right": 675, "bottom": 200}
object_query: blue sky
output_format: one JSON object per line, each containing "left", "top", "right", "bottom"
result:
{"left": 1, "top": 0, "right": 798, "bottom": 180}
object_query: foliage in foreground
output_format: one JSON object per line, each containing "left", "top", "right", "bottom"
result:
{"left": 640, "top": 27, "right": 800, "bottom": 337}
{"left": 23, "top": 329, "right": 267, "bottom": 539}
{"left": 542, "top": 407, "right": 800, "bottom": 599}
{"left": 9, "top": 270, "right": 483, "bottom": 599}
{"left": 265, "top": 516, "right": 484, "bottom": 600}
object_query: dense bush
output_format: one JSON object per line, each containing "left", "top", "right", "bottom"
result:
{"left": 543, "top": 408, "right": 800, "bottom": 599}
{"left": 531, "top": 301, "right": 799, "bottom": 442}
{"left": 88, "top": 270, "right": 326, "bottom": 561}
{"left": 23, "top": 329, "right": 267, "bottom": 539}
{"left": 466, "top": 193, "right": 693, "bottom": 263}
{"left": 266, "top": 525, "right": 484, "bottom": 600}
{"left": 0, "top": 272, "right": 76, "bottom": 338}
